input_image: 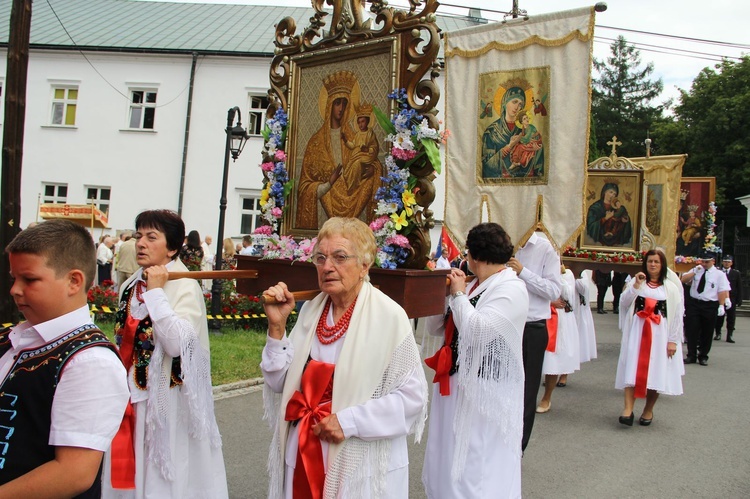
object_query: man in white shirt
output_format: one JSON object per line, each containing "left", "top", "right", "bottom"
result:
{"left": 680, "top": 251, "right": 731, "bottom": 366}
{"left": 239, "top": 235, "right": 255, "bottom": 256}
{"left": 508, "top": 230, "right": 561, "bottom": 451}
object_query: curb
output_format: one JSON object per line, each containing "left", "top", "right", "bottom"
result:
{"left": 212, "top": 377, "right": 265, "bottom": 400}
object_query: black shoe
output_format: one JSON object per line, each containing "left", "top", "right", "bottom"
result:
{"left": 714, "top": 334, "right": 721, "bottom": 341}
{"left": 727, "top": 337, "right": 735, "bottom": 344}
{"left": 613, "top": 308, "right": 619, "bottom": 314}
{"left": 639, "top": 416, "right": 652, "bottom": 426}
{"left": 684, "top": 357, "right": 696, "bottom": 364}
{"left": 597, "top": 309, "right": 607, "bottom": 315}
{"left": 699, "top": 359, "right": 708, "bottom": 366}
{"left": 619, "top": 413, "right": 634, "bottom": 426}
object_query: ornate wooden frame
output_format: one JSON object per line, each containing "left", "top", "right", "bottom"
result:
{"left": 266, "top": 0, "right": 442, "bottom": 268}
{"left": 581, "top": 152, "right": 645, "bottom": 253}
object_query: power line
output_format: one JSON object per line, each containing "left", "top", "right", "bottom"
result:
{"left": 595, "top": 36, "right": 740, "bottom": 63}
{"left": 45, "top": 0, "right": 196, "bottom": 109}
{"left": 596, "top": 24, "right": 750, "bottom": 51}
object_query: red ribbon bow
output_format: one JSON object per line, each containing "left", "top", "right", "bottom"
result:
{"left": 546, "top": 306, "right": 558, "bottom": 353}
{"left": 425, "top": 312, "right": 456, "bottom": 396}
{"left": 284, "top": 360, "right": 335, "bottom": 499}
{"left": 635, "top": 298, "right": 661, "bottom": 399}
{"left": 110, "top": 314, "right": 139, "bottom": 489}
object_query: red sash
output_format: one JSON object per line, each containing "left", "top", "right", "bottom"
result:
{"left": 424, "top": 312, "right": 456, "bottom": 396}
{"left": 110, "top": 315, "right": 138, "bottom": 489}
{"left": 546, "top": 306, "right": 558, "bottom": 352}
{"left": 284, "top": 360, "right": 335, "bottom": 499}
{"left": 635, "top": 298, "right": 661, "bottom": 399}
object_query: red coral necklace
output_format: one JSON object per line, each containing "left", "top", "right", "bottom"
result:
{"left": 316, "top": 297, "right": 357, "bottom": 345}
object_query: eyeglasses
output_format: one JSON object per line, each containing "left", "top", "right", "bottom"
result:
{"left": 312, "top": 253, "right": 356, "bottom": 266}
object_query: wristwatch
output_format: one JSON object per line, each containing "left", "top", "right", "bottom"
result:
{"left": 452, "top": 291, "right": 465, "bottom": 298}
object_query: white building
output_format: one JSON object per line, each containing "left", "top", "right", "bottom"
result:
{"left": 0, "top": 0, "right": 478, "bottom": 246}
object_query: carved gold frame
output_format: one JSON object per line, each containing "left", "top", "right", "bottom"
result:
{"left": 266, "top": 0, "right": 442, "bottom": 268}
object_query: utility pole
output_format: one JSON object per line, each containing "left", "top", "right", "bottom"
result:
{"left": 1, "top": 0, "right": 33, "bottom": 325}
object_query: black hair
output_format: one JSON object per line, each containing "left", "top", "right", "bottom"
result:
{"left": 134, "top": 209, "right": 185, "bottom": 259}
{"left": 465, "top": 223, "right": 514, "bottom": 264}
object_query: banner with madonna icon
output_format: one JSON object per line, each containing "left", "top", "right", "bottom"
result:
{"left": 443, "top": 6, "right": 596, "bottom": 250}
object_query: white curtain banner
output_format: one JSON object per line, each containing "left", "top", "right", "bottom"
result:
{"left": 443, "top": 6, "right": 596, "bottom": 251}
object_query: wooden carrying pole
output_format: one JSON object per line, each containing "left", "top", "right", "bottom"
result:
{"left": 167, "top": 269, "right": 259, "bottom": 281}
{"left": 260, "top": 276, "right": 472, "bottom": 305}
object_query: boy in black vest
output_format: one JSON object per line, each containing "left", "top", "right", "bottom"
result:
{"left": 1, "top": 220, "right": 129, "bottom": 497}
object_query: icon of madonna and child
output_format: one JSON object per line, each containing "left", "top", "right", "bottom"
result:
{"left": 295, "top": 70, "right": 384, "bottom": 230}
{"left": 480, "top": 78, "right": 546, "bottom": 181}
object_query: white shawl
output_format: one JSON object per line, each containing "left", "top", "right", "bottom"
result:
{"left": 265, "top": 282, "right": 428, "bottom": 499}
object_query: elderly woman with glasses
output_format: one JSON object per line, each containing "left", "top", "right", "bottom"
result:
{"left": 261, "top": 217, "right": 428, "bottom": 499}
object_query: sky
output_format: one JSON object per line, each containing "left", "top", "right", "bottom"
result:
{"left": 158, "top": 0, "right": 749, "bottom": 108}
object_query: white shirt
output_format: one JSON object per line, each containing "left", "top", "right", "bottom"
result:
{"left": 435, "top": 255, "right": 451, "bottom": 270}
{"left": 239, "top": 246, "right": 255, "bottom": 256}
{"left": 688, "top": 265, "right": 730, "bottom": 301}
{"left": 97, "top": 243, "right": 113, "bottom": 266}
{"left": 515, "top": 232, "right": 562, "bottom": 321}
{"left": 1, "top": 306, "right": 129, "bottom": 451}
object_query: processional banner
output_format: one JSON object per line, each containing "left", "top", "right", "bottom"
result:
{"left": 443, "top": 7, "right": 596, "bottom": 250}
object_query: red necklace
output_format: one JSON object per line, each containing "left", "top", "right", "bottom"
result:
{"left": 316, "top": 297, "right": 357, "bottom": 345}
{"left": 646, "top": 280, "right": 660, "bottom": 288}
{"left": 134, "top": 280, "right": 147, "bottom": 303}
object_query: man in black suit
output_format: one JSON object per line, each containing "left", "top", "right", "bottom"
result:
{"left": 594, "top": 270, "right": 611, "bottom": 314}
{"left": 611, "top": 272, "right": 627, "bottom": 314}
{"left": 715, "top": 254, "right": 742, "bottom": 343}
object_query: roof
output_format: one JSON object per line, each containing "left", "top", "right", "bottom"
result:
{"left": 0, "top": 0, "right": 482, "bottom": 56}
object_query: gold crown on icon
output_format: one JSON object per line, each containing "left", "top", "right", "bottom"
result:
{"left": 603, "top": 176, "right": 620, "bottom": 186}
{"left": 356, "top": 102, "right": 373, "bottom": 117}
{"left": 687, "top": 204, "right": 699, "bottom": 212}
{"left": 323, "top": 70, "right": 357, "bottom": 97}
{"left": 680, "top": 189, "right": 689, "bottom": 201}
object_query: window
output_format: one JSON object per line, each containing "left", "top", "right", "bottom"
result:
{"left": 86, "top": 186, "right": 111, "bottom": 213}
{"left": 240, "top": 194, "right": 263, "bottom": 234}
{"left": 129, "top": 90, "right": 157, "bottom": 129}
{"left": 248, "top": 95, "right": 270, "bottom": 135}
{"left": 42, "top": 182, "right": 68, "bottom": 204}
{"left": 51, "top": 87, "right": 78, "bottom": 126}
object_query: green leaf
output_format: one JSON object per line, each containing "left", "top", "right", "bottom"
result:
{"left": 407, "top": 175, "right": 418, "bottom": 190}
{"left": 261, "top": 125, "right": 271, "bottom": 142}
{"left": 404, "top": 150, "right": 425, "bottom": 169}
{"left": 421, "top": 138, "right": 441, "bottom": 175}
{"left": 283, "top": 179, "right": 295, "bottom": 198}
{"left": 373, "top": 106, "right": 397, "bottom": 135}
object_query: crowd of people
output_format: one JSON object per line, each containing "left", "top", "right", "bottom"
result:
{"left": 2, "top": 214, "right": 744, "bottom": 498}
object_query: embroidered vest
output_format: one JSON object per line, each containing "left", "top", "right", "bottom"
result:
{"left": 635, "top": 295, "right": 667, "bottom": 318}
{"left": 0, "top": 325, "right": 117, "bottom": 498}
{"left": 115, "top": 284, "right": 183, "bottom": 390}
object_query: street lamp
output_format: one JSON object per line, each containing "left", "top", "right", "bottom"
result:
{"left": 211, "top": 106, "right": 249, "bottom": 330}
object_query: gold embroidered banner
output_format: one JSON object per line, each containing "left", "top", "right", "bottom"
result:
{"left": 443, "top": 7, "right": 596, "bottom": 250}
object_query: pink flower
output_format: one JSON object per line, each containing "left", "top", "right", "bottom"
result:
{"left": 275, "top": 150, "right": 287, "bottom": 161}
{"left": 369, "top": 216, "right": 389, "bottom": 231}
{"left": 271, "top": 207, "right": 282, "bottom": 217}
{"left": 253, "top": 225, "right": 273, "bottom": 235}
{"left": 385, "top": 234, "right": 410, "bottom": 248}
{"left": 261, "top": 161, "right": 274, "bottom": 172}
{"left": 391, "top": 148, "right": 418, "bottom": 161}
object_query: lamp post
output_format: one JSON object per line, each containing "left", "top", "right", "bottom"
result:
{"left": 210, "top": 106, "right": 249, "bottom": 331}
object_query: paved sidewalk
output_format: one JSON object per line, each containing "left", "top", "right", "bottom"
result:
{"left": 215, "top": 312, "right": 750, "bottom": 498}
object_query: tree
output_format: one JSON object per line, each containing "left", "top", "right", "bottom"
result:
{"left": 592, "top": 36, "right": 666, "bottom": 158}
{"left": 655, "top": 56, "right": 750, "bottom": 253}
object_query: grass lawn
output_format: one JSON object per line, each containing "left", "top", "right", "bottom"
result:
{"left": 96, "top": 317, "right": 267, "bottom": 386}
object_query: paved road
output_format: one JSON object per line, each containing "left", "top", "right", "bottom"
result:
{"left": 215, "top": 312, "right": 750, "bottom": 498}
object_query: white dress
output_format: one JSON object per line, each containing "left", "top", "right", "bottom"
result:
{"left": 574, "top": 271, "right": 597, "bottom": 363}
{"left": 422, "top": 270, "right": 528, "bottom": 499}
{"left": 615, "top": 281, "right": 684, "bottom": 395}
{"left": 542, "top": 269, "right": 581, "bottom": 375}
{"left": 102, "top": 260, "right": 228, "bottom": 499}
